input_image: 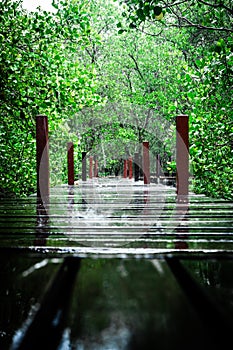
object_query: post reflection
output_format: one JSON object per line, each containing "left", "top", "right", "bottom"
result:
{"left": 67, "top": 185, "right": 75, "bottom": 212}
{"left": 34, "top": 198, "right": 50, "bottom": 246}
{"left": 174, "top": 195, "right": 189, "bottom": 249}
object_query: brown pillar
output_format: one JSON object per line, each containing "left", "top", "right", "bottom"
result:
{"left": 89, "top": 156, "right": 93, "bottom": 179}
{"left": 176, "top": 115, "right": 189, "bottom": 196}
{"left": 143, "top": 141, "right": 150, "bottom": 184}
{"left": 67, "top": 142, "right": 74, "bottom": 185}
{"left": 128, "top": 157, "right": 133, "bottom": 179}
{"left": 94, "top": 155, "right": 98, "bottom": 177}
{"left": 82, "top": 152, "right": 87, "bottom": 181}
{"left": 36, "top": 115, "right": 49, "bottom": 199}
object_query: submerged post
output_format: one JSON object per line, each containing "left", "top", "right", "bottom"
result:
{"left": 143, "top": 141, "right": 150, "bottom": 185}
{"left": 67, "top": 142, "right": 74, "bottom": 186}
{"left": 36, "top": 115, "right": 49, "bottom": 199}
{"left": 176, "top": 115, "right": 189, "bottom": 196}
{"left": 82, "top": 152, "right": 87, "bottom": 181}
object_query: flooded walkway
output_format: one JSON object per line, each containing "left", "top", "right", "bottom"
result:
{"left": 0, "top": 178, "right": 233, "bottom": 349}
{"left": 0, "top": 177, "right": 232, "bottom": 257}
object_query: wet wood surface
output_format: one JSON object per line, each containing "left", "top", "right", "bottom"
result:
{"left": 0, "top": 178, "right": 233, "bottom": 349}
{"left": 0, "top": 178, "right": 232, "bottom": 258}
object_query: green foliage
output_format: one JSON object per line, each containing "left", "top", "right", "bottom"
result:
{"left": 116, "top": 0, "right": 233, "bottom": 33}
{"left": 0, "top": 0, "right": 102, "bottom": 197}
{"left": 113, "top": 0, "right": 233, "bottom": 199}
{"left": 0, "top": 0, "right": 232, "bottom": 200}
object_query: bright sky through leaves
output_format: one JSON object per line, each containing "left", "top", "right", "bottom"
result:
{"left": 22, "top": 0, "right": 55, "bottom": 12}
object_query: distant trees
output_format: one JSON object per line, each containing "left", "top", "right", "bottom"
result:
{"left": 0, "top": 0, "right": 102, "bottom": 196}
{"left": 0, "top": 0, "right": 232, "bottom": 199}
{"left": 114, "top": 0, "right": 233, "bottom": 199}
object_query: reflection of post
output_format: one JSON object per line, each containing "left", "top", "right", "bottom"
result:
{"left": 128, "top": 157, "right": 133, "bottom": 179}
{"left": 68, "top": 186, "right": 74, "bottom": 211}
{"left": 143, "top": 141, "right": 150, "bottom": 185}
{"left": 176, "top": 115, "right": 189, "bottom": 196}
{"left": 82, "top": 152, "right": 87, "bottom": 181}
{"left": 175, "top": 196, "right": 189, "bottom": 249}
{"left": 94, "top": 155, "right": 98, "bottom": 177}
{"left": 142, "top": 190, "right": 150, "bottom": 224}
{"left": 123, "top": 159, "right": 128, "bottom": 178}
{"left": 134, "top": 152, "right": 139, "bottom": 182}
{"left": 67, "top": 142, "right": 74, "bottom": 186}
{"left": 36, "top": 115, "right": 49, "bottom": 199}
{"left": 143, "top": 190, "right": 149, "bottom": 205}
{"left": 89, "top": 156, "right": 93, "bottom": 179}
{"left": 34, "top": 198, "right": 50, "bottom": 246}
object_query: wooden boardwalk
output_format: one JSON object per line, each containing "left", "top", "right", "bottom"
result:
{"left": 0, "top": 177, "right": 233, "bottom": 350}
{"left": 0, "top": 177, "right": 232, "bottom": 258}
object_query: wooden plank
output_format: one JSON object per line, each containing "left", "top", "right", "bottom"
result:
{"left": 167, "top": 257, "right": 233, "bottom": 348}
{"left": 0, "top": 179, "right": 232, "bottom": 257}
{"left": 4, "top": 257, "right": 221, "bottom": 349}
{"left": 65, "top": 258, "right": 215, "bottom": 349}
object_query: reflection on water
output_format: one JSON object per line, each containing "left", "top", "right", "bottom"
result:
{"left": 34, "top": 198, "right": 50, "bottom": 246}
{"left": 174, "top": 195, "right": 189, "bottom": 249}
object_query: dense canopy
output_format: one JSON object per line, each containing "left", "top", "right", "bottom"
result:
{"left": 0, "top": 0, "right": 232, "bottom": 199}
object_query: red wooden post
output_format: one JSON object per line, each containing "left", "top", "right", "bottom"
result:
{"left": 128, "top": 157, "right": 133, "bottom": 179}
{"left": 176, "top": 115, "right": 189, "bottom": 196}
{"left": 67, "top": 142, "right": 74, "bottom": 185}
{"left": 89, "top": 156, "right": 93, "bottom": 179}
{"left": 36, "top": 115, "right": 49, "bottom": 199}
{"left": 123, "top": 159, "right": 128, "bottom": 178}
{"left": 94, "top": 155, "right": 98, "bottom": 177}
{"left": 82, "top": 152, "right": 87, "bottom": 181}
{"left": 143, "top": 141, "right": 150, "bottom": 184}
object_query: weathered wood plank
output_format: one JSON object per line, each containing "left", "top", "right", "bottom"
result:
{"left": 0, "top": 179, "right": 232, "bottom": 257}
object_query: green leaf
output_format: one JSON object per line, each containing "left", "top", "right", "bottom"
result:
{"left": 136, "top": 8, "right": 145, "bottom": 21}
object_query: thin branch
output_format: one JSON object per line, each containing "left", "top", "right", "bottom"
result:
{"left": 128, "top": 53, "right": 145, "bottom": 81}
{"left": 197, "top": 0, "right": 233, "bottom": 15}
{"left": 170, "top": 19, "right": 233, "bottom": 32}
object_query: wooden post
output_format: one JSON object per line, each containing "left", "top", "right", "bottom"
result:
{"left": 89, "top": 156, "right": 93, "bottom": 179}
{"left": 94, "top": 155, "right": 98, "bottom": 177}
{"left": 123, "top": 159, "right": 128, "bottom": 178}
{"left": 134, "top": 152, "right": 139, "bottom": 182}
{"left": 67, "top": 142, "right": 74, "bottom": 186}
{"left": 82, "top": 152, "right": 87, "bottom": 181}
{"left": 143, "top": 141, "right": 150, "bottom": 185}
{"left": 176, "top": 115, "right": 189, "bottom": 196}
{"left": 128, "top": 157, "right": 133, "bottom": 179}
{"left": 36, "top": 115, "right": 49, "bottom": 199}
